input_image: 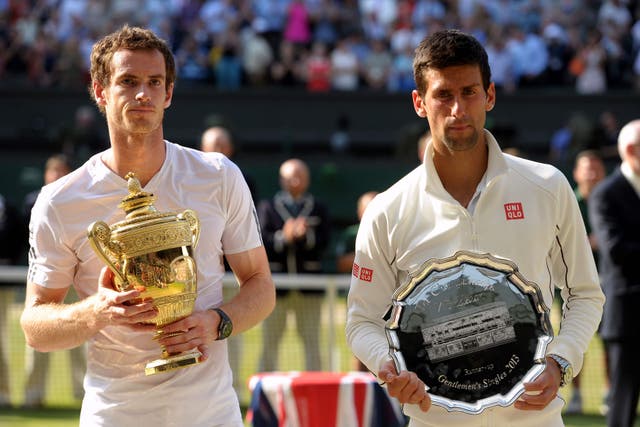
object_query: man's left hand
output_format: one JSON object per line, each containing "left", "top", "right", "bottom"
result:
{"left": 155, "top": 310, "right": 218, "bottom": 361}
{"left": 514, "top": 356, "right": 562, "bottom": 410}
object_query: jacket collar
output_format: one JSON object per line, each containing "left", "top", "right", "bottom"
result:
{"left": 422, "top": 129, "right": 508, "bottom": 196}
{"left": 273, "top": 190, "right": 315, "bottom": 219}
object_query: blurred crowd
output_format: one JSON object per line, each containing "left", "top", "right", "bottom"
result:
{"left": 1, "top": 0, "right": 640, "bottom": 93}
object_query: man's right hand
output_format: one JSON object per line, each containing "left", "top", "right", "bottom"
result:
{"left": 94, "top": 267, "right": 157, "bottom": 330}
{"left": 379, "top": 359, "right": 431, "bottom": 412}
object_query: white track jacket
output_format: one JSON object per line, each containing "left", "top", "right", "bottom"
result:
{"left": 346, "top": 131, "right": 605, "bottom": 427}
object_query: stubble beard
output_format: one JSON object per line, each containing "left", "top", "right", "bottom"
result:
{"left": 443, "top": 128, "right": 479, "bottom": 152}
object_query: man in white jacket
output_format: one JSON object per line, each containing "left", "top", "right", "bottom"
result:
{"left": 346, "top": 29, "right": 604, "bottom": 427}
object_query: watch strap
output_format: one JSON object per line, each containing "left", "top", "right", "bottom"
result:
{"left": 212, "top": 307, "right": 232, "bottom": 340}
{"left": 549, "top": 354, "right": 573, "bottom": 387}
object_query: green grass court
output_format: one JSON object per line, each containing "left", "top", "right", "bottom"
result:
{"left": 1, "top": 294, "right": 637, "bottom": 427}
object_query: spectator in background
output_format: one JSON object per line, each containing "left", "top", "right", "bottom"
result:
{"left": 304, "top": 41, "right": 332, "bottom": 92}
{"left": 335, "top": 191, "right": 378, "bottom": 274}
{"left": 549, "top": 112, "right": 594, "bottom": 171}
{"left": 589, "top": 119, "right": 640, "bottom": 427}
{"left": 0, "top": 193, "right": 22, "bottom": 409}
{"left": 389, "top": 16, "right": 420, "bottom": 58}
{"left": 542, "top": 22, "right": 573, "bottom": 86}
{"left": 240, "top": 25, "right": 274, "bottom": 86}
{"left": 283, "top": 0, "right": 312, "bottom": 51}
{"left": 485, "top": 27, "right": 516, "bottom": 92}
{"left": 412, "top": 0, "right": 447, "bottom": 29}
{"left": 199, "top": 0, "right": 239, "bottom": 40}
{"left": 597, "top": 0, "right": 632, "bottom": 37}
{"left": 566, "top": 149, "right": 607, "bottom": 415}
{"left": 21, "top": 154, "right": 86, "bottom": 408}
{"left": 596, "top": 110, "right": 622, "bottom": 163}
{"left": 362, "top": 38, "right": 392, "bottom": 90}
{"left": 25, "top": 29, "right": 57, "bottom": 87}
{"left": 257, "top": 159, "right": 331, "bottom": 372}
{"left": 175, "top": 32, "right": 210, "bottom": 83}
{"left": 597, "top": 110, "right": 621, "bottom": 148}
{"left": 309, "top": 0, "right": 339, "bottom": 48}
{"left": 54, "top": 35, "right": 87, "bottom": 88}
{"left": 573, "top": 150, "right": 606, "bottom": 256}
{"left": 22, "top": 154, "right": 73, "bottom": 235}
{"left": 388, "top": 43, "right": 416, "bottom": 92}
{"left": 345, "top": 31, "right": 371, "bottom": 71}
{"left": 270, "top": 40, "right": 303, "bottom": 86}
{"left": 214, "top": 31, "right": 243, "bottom": 90}
{"left": 360, "top": 0, "right": 397, "bottom": 39}
{"left": 574, "top": 30, "right": 607, "bottom": 94}
{"left": 506, "top": 25, "right": 549, "bottom": 87}
{"left": 252, "top": 0, "right": 290, "bottom": 54}
{"left": 360, "top": 9, "right": 391, "bottom": 42}
{"left": 330, "top": 37, "right": 359, "bottom": 90}
{"left": 200, "top": 126, "right": 258, "bottom": 202}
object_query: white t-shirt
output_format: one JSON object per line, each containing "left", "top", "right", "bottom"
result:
{"left": 28, "top": 141, "right": 261, "bottom": 427}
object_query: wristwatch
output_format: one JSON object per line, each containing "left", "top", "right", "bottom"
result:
{"left": 548, "top": 354, "right": 573, "bottom": 387}
{"left": 212, "top": 308, "right": 233, "bottom": 340}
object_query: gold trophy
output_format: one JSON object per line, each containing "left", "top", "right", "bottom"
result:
{"left": 87, "top": 172, "right": 202, "bottom": 375}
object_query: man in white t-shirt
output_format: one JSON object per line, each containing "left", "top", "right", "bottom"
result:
{"left": 20, "top": 25, "right": 275, "bottom": 427}
{"left": 346, "top": 29, "right": 604, "bottom": 427}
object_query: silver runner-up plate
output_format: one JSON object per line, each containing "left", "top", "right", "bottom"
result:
{"left": 385, "top": 251, "right": 553, "bottom": 414}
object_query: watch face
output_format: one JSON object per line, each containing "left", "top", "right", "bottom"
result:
{"left": 220, "top": 321, "right": 232, "bottom": 339}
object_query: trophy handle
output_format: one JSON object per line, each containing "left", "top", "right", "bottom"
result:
{"left": 179, "top": 210, "right": 200, "bottom": 249}
{"left": 87, "top": 221, "right": 127, "bottom": 284}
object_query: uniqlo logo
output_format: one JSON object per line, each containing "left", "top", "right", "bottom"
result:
{"left": 504, "top": 202, "right": 524, "bottom": 220}
{"left": 359, "top": 267, "right": 373, "bottom": 282}
{"left": 352, "top": 263, "right": 360, "bottom": 278}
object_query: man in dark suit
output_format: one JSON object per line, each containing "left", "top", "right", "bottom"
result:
{"left": 589, "top": 119, "right": 640, "bottom": 427}
{"left": 257, "top": 159, "right": 330, "bottom": 372}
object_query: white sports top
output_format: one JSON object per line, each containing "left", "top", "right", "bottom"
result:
{"left": 28, "top": 141, "right": 261, "bottom": 426}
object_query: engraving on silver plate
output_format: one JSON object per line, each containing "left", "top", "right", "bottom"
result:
{"left": 385, "top": 250, "right": 553, "bottom": 414}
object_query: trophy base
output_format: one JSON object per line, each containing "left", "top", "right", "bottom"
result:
{"left": 144, "top": 350, "right": 203, "bottom": 376}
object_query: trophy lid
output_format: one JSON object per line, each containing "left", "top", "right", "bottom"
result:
{"left": 88, "top": 172, "right": 200, "bottom": 279}
{"left": 118, "top": 172, "right": 158, "bottom": 218}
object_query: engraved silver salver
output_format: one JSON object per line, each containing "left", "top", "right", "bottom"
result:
{"left": 385, "top": 251, "right": 553, "bottom": 414}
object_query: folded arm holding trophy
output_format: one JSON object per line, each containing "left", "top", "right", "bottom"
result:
{"left": 346, "top": 30, "right": 604, "bottom": 427}
{"left": 20, "top": 26, "right": 275, "bottom": 427}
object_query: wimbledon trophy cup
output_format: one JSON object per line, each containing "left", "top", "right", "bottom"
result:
{"left": 385, "top": 251, "right": 553, "bottom": 414}
{"left": 87, "top": 172, "right": 202, "bottom": 376}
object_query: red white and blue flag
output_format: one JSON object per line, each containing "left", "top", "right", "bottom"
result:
{"left": 246, "top": 371, "right": 406, "bottom": 427}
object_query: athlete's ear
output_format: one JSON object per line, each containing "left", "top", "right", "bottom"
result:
{"left": 164, "top": 82, "right": 174, "bottom": 109}
{"left": 412, "top": 90, "right": 427, "bottom": 118}
{"left": 485, "top": 82, "right": 496, "bottom": 112}
{"left": 93, "top": 80, "right": 107, "bottom": 108}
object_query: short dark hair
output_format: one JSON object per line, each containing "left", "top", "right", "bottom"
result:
{"left": 89, "top": 25, "right": 176, "bottom": 112}
{"left": 413, "top": 29, "right": 491, "bottom": 95}
{"left": 45, "top": 154, "right": 72, "bottom": 171}
{"left": 574, "top": 149, "right": 603, "bottom": 164}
